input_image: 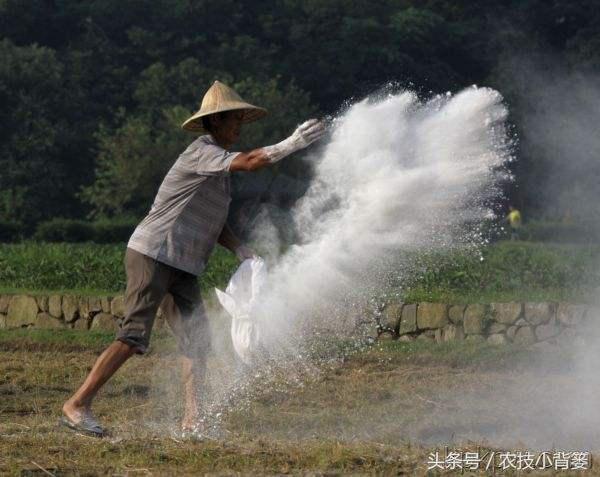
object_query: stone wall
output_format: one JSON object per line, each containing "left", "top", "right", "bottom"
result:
{"left": 0, "top": 293, "right": 596, "bottom": 347}
{"left": 376, "top": 301, "right": 596, "bottom": 346}
{"left": 0, "top": 294, "right": 123, "bottom": 331}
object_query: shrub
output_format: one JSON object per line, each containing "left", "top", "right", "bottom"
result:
{"left": 33, "top": 218, "right": 95, "bottom": 242}
{"left": 33, "top": 218, "right": 139, "bottom": 243}
{"left": 91, "top": 218, "right": 138, "bottom": 243}
{"left": 0, "top": 220, "right": 22, "bottom": 242}
{"left": 520, "top": 221, "right": 600, "bottom": 244}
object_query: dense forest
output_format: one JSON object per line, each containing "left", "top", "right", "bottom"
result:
{"left": 1, "top": 0, "right": 599, "bottom": 237}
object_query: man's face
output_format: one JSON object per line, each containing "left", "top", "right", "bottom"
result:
{"left": 213, "top": 110, "right": 245, "bottom": 146}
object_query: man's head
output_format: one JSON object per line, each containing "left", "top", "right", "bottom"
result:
{"left": 181, "top": 81, "right": 267, "bottom": 139}
{"left": 202, "top": 110, "right": 245, "bottom": 148}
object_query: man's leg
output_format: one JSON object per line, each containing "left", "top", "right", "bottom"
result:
{"left": 62, "top": 341, "right": 137, "bottom": 422}
{"left": 181, "top": 353, "right": 207, "bottom": 431}
{"left": 62, "top": 248, "right": 169, "bottom": 431}
{"left": 165, "top": 274, "right": 210, "bottom": 432}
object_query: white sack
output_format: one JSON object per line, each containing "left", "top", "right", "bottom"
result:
{"left": 215, "top": 257, "right": 266, "bottom": 364}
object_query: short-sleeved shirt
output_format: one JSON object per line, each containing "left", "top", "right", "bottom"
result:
{"left": 127, "top": 135, "right": 240, "bottom": 276}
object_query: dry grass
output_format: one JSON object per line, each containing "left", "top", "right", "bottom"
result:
{"left": 1, "top": 330, "right": 599, "bottom": 475}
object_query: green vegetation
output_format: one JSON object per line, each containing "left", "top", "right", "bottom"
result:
{"left": 403, "top": 241, "right": 600, "bottom": 303}
{"left": 32, "top": 217, "right": 139, "bottom": 243}
{"left": 1, "top": 240, "right": 599, "bottom": 302}
{"left": 0, "top": 329, "right": 115, "bottom": 352}
{"left": 2, "top": 1, "right": 599, "bottom": 232}
{"left": 0, "top": 242, "right": 238, "bottom": 294}
{"left": 520, "top": 220, "right": 600, "bottom": 244}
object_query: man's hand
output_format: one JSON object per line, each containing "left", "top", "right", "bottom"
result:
{"left": 229, "top": 118, "right": 328, "bottom": 172}
{"left": 234, "top": 244, "right": 258, "bottom": 261}
{"left": 263, "top": 119, "right": 328, "bottom": 163}
{"left": 286, "top": 119, "right": 328, "bottom": 150}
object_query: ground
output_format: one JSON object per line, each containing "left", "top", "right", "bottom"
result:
{"left": 1, "top": 329, "right": 599, "bottom": 475}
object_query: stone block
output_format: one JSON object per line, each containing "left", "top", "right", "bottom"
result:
{"left": 101, "top": 297, "right": 112, "bottom": 313}
{"left": 506, "top": 325, "right": 518, "bottom": 341}
{"left": 48, "top": 295, "right": 63, "bottom": 318}
{"left": 487, "top": 333, "right": 507, "bottom": 345}
{"left": 535, "top": 322, "right": 560, "bottom": 341}
{"left": 398, "top": 334, "right": 414, "bottom": 342}
{"left": 417, "top": 303, "right": 448, "bottom": 330}
{"left": 378, "top": 331, "right": 395, "bottom": 341}
{"left": 464, "top": 304, "right": 486, "bottom": 335}
{"left": 0, "top": 295, "right": 10, "bottom": 314}
{"left": 71, "top": 317, "right": 90, "bottom": 330}
{"left": 35, "top": 296, "right": 49, "bottom": 312}
{"left": 490, "top": 302, "right": 522, "bottom": 325}
{"left": 399, "top": 304, "right": 417, "bottom": 334}
{"left": 434, "top": 328, "right": 443, "bottom": 343}
{"left": 381, "top": 302, "right": 402, "bottom": 332}
{"left": 488, "top": 322, "right": 508, "bottom": 334}
{"left": 524, "top": 302, "right": 554, "bottom": 326}
{"left": 91, "top": 313, "right": 119, "bottom": 332}
{"left": 36, "top": 312, "right": 65, "bottom": 329}
{"left": 62, "top": 295, "right": 80, "bottom": 322}
{"left": 111, "top": 295, "right": 126, "bottom": 318}
{"left": 514, "top": 326, "right": 536, "bottom": 345}
{"left": 88, "top": 297, "right": 102, "bottom": 313}
{"left": 448, "top": 305, "right": 465, "bottom": 324}
{"left": 7, "top": 295, "right": 39, "bottom": 327}
{"left": 556, "top": 303, "right": 586, "bottom": 326}
{"left": 78, "top": 297, "right": 90, "bottom": 319}
{"left": 442, "top": 324, "right": 464, "bottom": 342}
{"left": 0, "top": 314, "right": 6, "bottom": 329}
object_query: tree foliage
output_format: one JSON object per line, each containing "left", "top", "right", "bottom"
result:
{"left": 1, "top": 0, "right": 599, "bottom": 230}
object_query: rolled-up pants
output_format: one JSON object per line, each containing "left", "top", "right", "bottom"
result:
{"left": 115, "top": 248, "right": 210, "bottom": 359}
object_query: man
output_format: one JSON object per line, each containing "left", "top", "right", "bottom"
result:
{"left": 61, "top": 80, "right": 326, "bottom": 437}
{"left": 506, "top": 205, "right": 522, "bottom": 241}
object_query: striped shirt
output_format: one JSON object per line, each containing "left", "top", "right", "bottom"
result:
{"left": 127, "top": 135, "right": 239, "bottom": 275}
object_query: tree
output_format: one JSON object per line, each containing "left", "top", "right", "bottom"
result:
{"left": 0, "top": 39, "right": 81, "bottom": 229}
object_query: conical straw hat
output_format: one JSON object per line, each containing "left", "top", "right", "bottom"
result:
{"left": 182, "top": 80, "right": 268, "bottom": 132}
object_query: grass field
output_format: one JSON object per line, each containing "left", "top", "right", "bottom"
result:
{"left": 2, "top": 240, "right": 600, "bottom": 304}
{"left": 1, "top": 327, "right": 599, "bottom": 475}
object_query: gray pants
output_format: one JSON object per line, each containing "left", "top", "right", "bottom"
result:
{"left": 116, "top": 248, "right": 210, "bottom": 358}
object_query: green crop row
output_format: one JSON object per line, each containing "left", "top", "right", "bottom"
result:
{"left": 0, "top": 242, "right": 238, "bottom": 294}
{"left": 1, "top": 241, "right": 599, "bottom": 302}
{"left": 401, "top": 241, "right": 600, "bottom": 303}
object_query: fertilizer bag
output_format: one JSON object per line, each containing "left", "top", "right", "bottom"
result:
{"left": 215, "top": 257, "right": 266, "bottom": 364}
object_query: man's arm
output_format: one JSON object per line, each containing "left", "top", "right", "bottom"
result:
{"left": 217, "top": 223, "right": 241, "bottom": 253}
{"left": 229, "top": 119, "right": 326, "bottom": 172}
{"left": 229, "top": 149, "right": 271, "bottom": 172}
{"left": 218, "top": 223, "right": 256, "bottom": 261}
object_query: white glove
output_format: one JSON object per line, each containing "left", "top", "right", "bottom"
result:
{"left": 234, "top": 244, "right": 258, "bottom": 261}
{"left": 263, "top": 119, "right": 327, "bottom": 163}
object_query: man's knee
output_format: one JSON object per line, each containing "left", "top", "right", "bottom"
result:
{"left": 115, "top": 337, "right": 147, "bottom": 355}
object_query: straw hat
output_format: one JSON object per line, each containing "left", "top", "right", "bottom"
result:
{"left": 181, "top": 80, "right": 268, "bottom": 132}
